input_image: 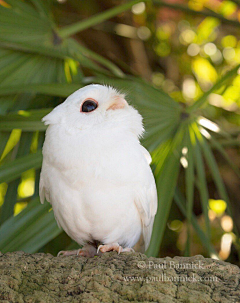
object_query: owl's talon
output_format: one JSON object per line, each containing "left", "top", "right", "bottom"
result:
{"left": 57, "top": 245, "right": 97, "bottom": 258}
{"left": 122, "top": 247, "right": 135, "bottom": 253}
{"left": 57, "top": 249, "right": 80, "bottom": 257}
{"left": 97, "top": 243, "right": 134, "bottom": 254}
{"left": 97, "top": 245, "right": 103, "bottom": 254}
{"left": 77, "top": 248, "right": 95, "bottom": 257}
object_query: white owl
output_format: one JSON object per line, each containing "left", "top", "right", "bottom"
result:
{"left": 40, "top": 84, "right": 157, "bottom": 257}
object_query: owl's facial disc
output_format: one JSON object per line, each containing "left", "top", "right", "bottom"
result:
{"left": 81, "top": 99, "right": 98, "bottom": 113}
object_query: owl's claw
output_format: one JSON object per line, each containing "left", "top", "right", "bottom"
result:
{"left": 57, "top": 245, "right": 97, "bottom": 257}
{"left": 57, "top": 249, "right": 79, "bottom": 257}
{"left": 97, "top": 243, "right": 134, "bottom": 254}
{"left": 121, "top": 247, "right": 135, "bottom": 253}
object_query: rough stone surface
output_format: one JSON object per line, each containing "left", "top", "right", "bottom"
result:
{"left": 0, "top": 251, "right": 239, "bottom": 302}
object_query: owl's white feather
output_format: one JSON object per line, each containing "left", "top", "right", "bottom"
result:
{"left": 40, "top": 84, "right": 157, "bottom": 252}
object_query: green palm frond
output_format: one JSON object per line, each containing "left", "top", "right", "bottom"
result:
{"left": 0, "top": 198, "right": 61, "bottom": 253}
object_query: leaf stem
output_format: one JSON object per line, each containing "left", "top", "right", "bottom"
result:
{"left": 58, "top": 0, "right": 146, "bottom": 39}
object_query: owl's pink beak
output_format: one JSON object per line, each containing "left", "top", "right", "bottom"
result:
{"left": 107, "top": 96, "right": 128, "bottom": 110}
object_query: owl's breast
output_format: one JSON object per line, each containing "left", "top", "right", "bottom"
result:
{"left": 43, "top": 124, "right": 146, "bottom": 187}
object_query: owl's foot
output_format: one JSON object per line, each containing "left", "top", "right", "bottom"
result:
{"left": 57, "top": 249, "right": 79, "bottom": 257}
{"left": 57, "top": 244, "right": 97, "bottom": 258}
{"left": 97, "top": 243, "right": 134, "bottom": 254}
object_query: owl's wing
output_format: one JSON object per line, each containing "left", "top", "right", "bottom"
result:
{"left": 39, "top": 175, "right": 45, "bottom": 204}
{"left": 39, "top": 167, "right": 45, "bottom": 204}
{"left": 39, "top": 161, "right": 50, "bottom": 204}
{"left": 140, "top": 145, "right": 152, "bottom": 165}
{"left": 39, "top": 161, "right": 64, "bottom": 229}
{"left": 134, "top": 147, "right": 158, "bottom": 252}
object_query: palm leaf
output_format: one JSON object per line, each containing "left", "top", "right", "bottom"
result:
{"left": 210, "top": 136, "right": 240, "bottom": 178}
{"left": 0, "top": 109, "right": 51, "bottom": 131}
{"left": 193, "top": 130, "right": 211, "bottom": 237}
{"left": 0, "top": 83, "right": 81, "bottom": 97}
{"left": 0, "top": 150, "right": 42, "bottom": 184}
{"left": 58, "top": 0, "right": 145, "bottom": 38}
{"left": 147, "top": 151, "right": 181, "bottom": 257}
{"left": 184, "top": 127, "right": 195, "bottom": 256}
{"left": 200, "top": 137, "right": 239, "bottom": 238}
{"left": 174, "top": 189, "right": 218, "bottom": 257}
{"left": 0, "top": 132, "right": 33, "bottom": 223}
{"left": 0, "top": 197, "right": 61, "bottom": 253}
{"left": 0, "top": 132, "right": 10, "bottom": 156}
{"left": 146, "top": 123, "right": 185, "bottom": 257}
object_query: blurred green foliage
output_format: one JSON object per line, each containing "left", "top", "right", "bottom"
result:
{"left": 0, "top": 0, "right": 239, "bottom": 264}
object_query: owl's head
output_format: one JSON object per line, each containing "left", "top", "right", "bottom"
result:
{"left": 42, "top": 84, "right": 144, "bottom": 138}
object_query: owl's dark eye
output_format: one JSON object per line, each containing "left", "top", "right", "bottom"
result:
{"left": 81, "top": 100, "right": 98, "bottom": 113}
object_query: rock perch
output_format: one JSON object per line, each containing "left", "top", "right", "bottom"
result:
{"left": 0, "top": 251, "right": 239, "bottom": 302}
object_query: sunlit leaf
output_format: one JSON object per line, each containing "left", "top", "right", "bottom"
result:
{"left": 147, "top": 124, "right": 185, "bottom": 257}
{"left": 0, "top": 132, "right": 33, "bottom": 224}
{"left": 209, "top": 199, "right": 227, "bottom": 216}
{"left": 0, "top": 129, "right": 21, "bottom": 161}
{"left": 0, "top": 131, "right": 10, "bottom": 157}
{"left": 187, "top": 64, "right": 240, "bottom": 112}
